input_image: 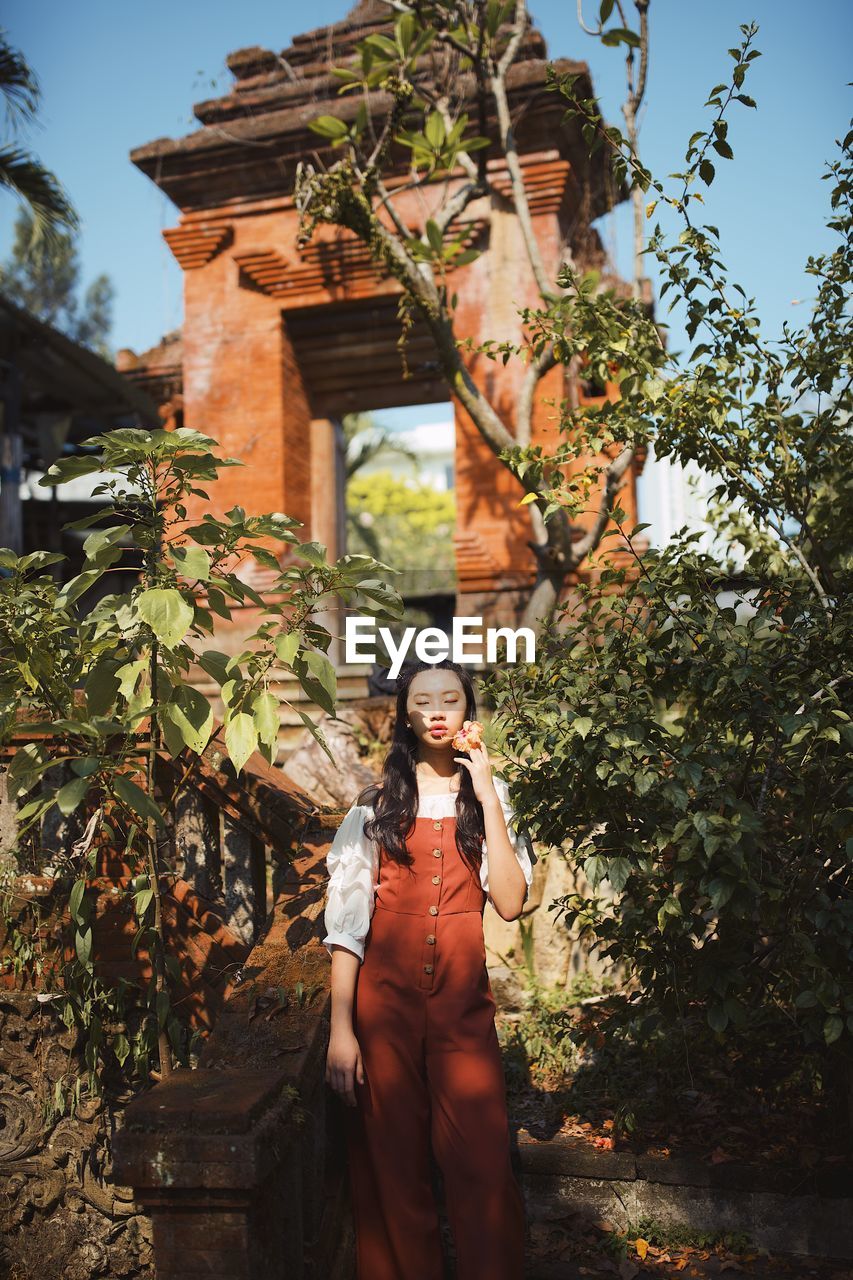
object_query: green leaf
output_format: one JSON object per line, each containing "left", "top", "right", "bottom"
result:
{"left": 294, "top": 708, "right": 335, "bottom": 765}
{"left": 275, "top": 630, "right": 301, "bottom": 668}
{"left": 56, "top": 568, "right": 103, "bottom": 608}
{"left": 161, "top": 686, "right": 214, "bottom": 756}
{"left": 252, "top": 691, "right": 279, "bottom": 757}
{"left": 112, "top": 1033, "right": 130, "bottom": 1066}
{"left": 69, "top": 879, "right": 88, "bottom": 924}
{"left": 253, "top": 691, "right": 280, "bottom": 753}
{"left": 57, "top": 776, "right": 91, "bottom": 816}
{"left": 38, "top": 455, "right": 102, "bottom": 488}
{"left": 134, "top": 888, "right": 153, "bottom": 918}
{"left": 363, "top": 32, "right": 398, "bottom": 59}
{"left": 115, "top": 658, "right": 147, "bottom": 700}
{"left": 824, "top": 1014, "right": 843, "bottom": 1045}
{"left": 583, "top": 854, "right": 605, "bottom": 888}
{"left": 606, "top": 856, "right": 631, "bottom": 893}
{"left": 112, "top": 773, "right": 165, "bottom": 828}
{"left": 426, "top": 219, "right": 443, "bottom": 252}
{"left": 225, "top": 712, "right": 258, "bottom": 775}
{"left": 573, "top": 716, "right": 593, "bottom": 739}
{"left": 452, "top": 248, "right": 481, "bottom": 267}
{"left": 75, "top": 926, "right": 93, "bottom": 968}
{"left": 183, "top": 519, "right": 225, "bottom": 546}
{"left": 602, "top": 26, "right": 641, "bottom": 47}
{"left": 293, "top": 648, "right": 337, "bottom": 716}
{"left": 308, "top": 114, "right": 350, "bottom": 140}
{"left": 707, "top": 1004, "right": 729, "bottom": 1033}
{"left": 136, "top": 588, "right": 195, "bottom": 648}
{"left": 424, "top": 111, "right": 446, "bottom": 149}
{"left": 247, "top": 546, "right": 282, "bottom": 573}
{"left": 156, "top": 989, "right": 171, "bottom": 1030}
{"left": 795, "top": 990, "right": 819, "bottom": 1009}
{"left": 196, "top": 649, "right": 231, "bottom": 685}
{"left": 172, "top": 545, "right": 211, "bottom": 581}
{"left": 295, "top": 541, "right": 329, "bottom": 568}
{"left": 71, "top": 757, "right": 100, "bottom": 778}
{"left": 83, "top": 524, "right": 130, "bottom": 565}
{"left": 85, "top": 661, "right": 121, "bottom": 716}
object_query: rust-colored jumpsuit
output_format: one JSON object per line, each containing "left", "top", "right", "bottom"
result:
{"left": 344, "top": 813, "right": 526, "bottom": 1280}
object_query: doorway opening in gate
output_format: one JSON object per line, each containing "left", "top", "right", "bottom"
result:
{"left": 344, "top": 398, "right": 456, "bottom": 637}
{"left": 285, "top": 298, "right": 457, "bottom": 671}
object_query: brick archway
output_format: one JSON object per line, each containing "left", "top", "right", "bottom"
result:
{"left": 130, "top": 0, "right": 639, "bottom": 627}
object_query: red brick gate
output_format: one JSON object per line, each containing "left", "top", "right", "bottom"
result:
{"left": 128, "top": 0, "right": 639, "bottom": 633}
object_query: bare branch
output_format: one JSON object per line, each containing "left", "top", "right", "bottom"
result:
{"left": 374, "top": 177, "right": 417, "bottom": 242}
{"left": 516, "top": 344, "right": 556, "bottom": 448}
{"left": 433, "top": 178, "right": 488, "bottom": 234}
{"left": 632, "top": 1, "right": 650, "bottom": 114}
{"left": 491, "top": 2, "right": 552, "bottom": 299}
{"left": 576, "top": 0, "right": 602, "bottom": 37}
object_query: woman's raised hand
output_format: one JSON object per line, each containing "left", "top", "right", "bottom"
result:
{"left": 453, "top": 741, "right": 497, "bottom": 807}
{"left": 326, "top": 1027, "right": 365, "bottom": 1107}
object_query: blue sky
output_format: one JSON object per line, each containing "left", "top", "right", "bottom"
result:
{"left": 1, "top": 0, "right": 850, "bottom": 374}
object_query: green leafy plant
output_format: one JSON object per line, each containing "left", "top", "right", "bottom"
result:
{"left": 0, "top": 426, "right": 402, "bottom": 1094}
{"left": 487, "top": 28, "right": 852, "bottom": 1124}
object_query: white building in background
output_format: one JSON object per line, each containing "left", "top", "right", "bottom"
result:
{"left": 636, "top": 444, "right": 718, "bottom": 552}
{"left": 352, "top": 418, "right": 455, "bottom": 493}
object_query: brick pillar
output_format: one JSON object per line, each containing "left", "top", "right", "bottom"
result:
{"left": 450, "top": 172, "right": 642, "bottom": 625}
{"left": 112, "top": 1068, "right": 301, "bottom": 1280}
{"left": 181, "top": 254, "right": 312, "bottom": 532}
{"left": 310, "top": 418, "right": 346, "bottom": 668}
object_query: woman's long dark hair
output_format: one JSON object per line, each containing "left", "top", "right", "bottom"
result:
{"left": 358, "top": 659, "right": 486, "bottom": 878}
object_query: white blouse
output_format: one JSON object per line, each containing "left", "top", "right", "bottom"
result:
{"left": 323, "top": 776, "right": 535, "bottom": 962}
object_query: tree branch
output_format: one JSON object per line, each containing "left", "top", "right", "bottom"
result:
{"left": 569, "top": 444, "right": 636, "bottom": 566}
{"left": 433, "top": 177, "right": 488, "bottom": 234}
{"left": 490, "top": 1, "right": 553, "bottom": 300}
{"left": 517, "top": 344, "right": 556, "bottom": 448}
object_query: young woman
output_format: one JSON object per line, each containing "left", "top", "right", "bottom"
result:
{"left": 323, "top": 658, "right": 532, "bottom": 1280}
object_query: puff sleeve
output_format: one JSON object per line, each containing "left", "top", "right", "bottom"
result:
{"left": 480, "top": 775, "right": 535, "bottom": 903}
{"left": 322, "top": 804, "right": 379, "bottom": 962}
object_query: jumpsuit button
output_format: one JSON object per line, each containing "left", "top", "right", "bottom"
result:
{"left": 423, "top": 964, "right": 434, "bottom": 974}
{"left": 432, "top": 849, "right": 441, "bottom": 858}
{"left": 426, "top": 935, "right": 436, "bottom": 945}
{"left": 432, "top": 875, "right": 441, "bottom": 885}
{"left": 428, "top": 905, "right": 438, "bottom": 916}
{"left": 433, "top": 821, "right": 442, "bottom": 831}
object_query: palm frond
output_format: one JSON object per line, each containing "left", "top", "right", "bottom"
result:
{"left": 0, "top": 31, "right": 41, "bottom": 129}
{"left": 0, "top": 145, "right": 78, "bottom": 250}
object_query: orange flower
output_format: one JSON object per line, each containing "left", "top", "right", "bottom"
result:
{"left": 452, "top": 719, "right": 484, "bottom": 751}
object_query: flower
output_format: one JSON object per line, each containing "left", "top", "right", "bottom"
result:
{"left": 452, "top": 719, "right": 484, "bottom": 751}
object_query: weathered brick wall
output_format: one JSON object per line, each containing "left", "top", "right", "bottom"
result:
{"left": 111, "top": 819, "right": 355, "bottom": 1280}
{"left": 0, "top": 992, "right": 154, "bottom": 1280}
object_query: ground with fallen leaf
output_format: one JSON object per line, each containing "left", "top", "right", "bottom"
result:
{"left": 496, "top": 991, "right": 850, "bottom": 1170}
{"left": 489, "top": 991, "right": 852, "bottom": 1278}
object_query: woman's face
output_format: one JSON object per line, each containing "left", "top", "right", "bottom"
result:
{"left": 405, "top": 669, "right": 468, "bottom": 750}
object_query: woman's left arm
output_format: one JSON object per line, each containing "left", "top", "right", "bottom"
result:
{"left": 454, "top": 743, "right": 528, "bottom": 922}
